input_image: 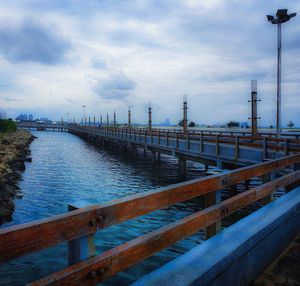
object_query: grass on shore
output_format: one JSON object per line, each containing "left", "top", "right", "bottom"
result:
{"left": 0, "top": 119, "right": 17, "bottom": 133}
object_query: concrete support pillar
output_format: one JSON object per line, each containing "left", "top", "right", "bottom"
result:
{"left": 157, "top": 152, "right": 161, "bottom": 161}
{"left": 151, "top": 150, "right": 156, "bottom": 162}
{"left": 260, "top": 171, "right": 276, "bottom": 204}
{"left": 205, "top": 190, "right": 221, "bottom": 239}
{"left": 216, "top": 159, "right": 223, "bottom": 170}
{"left": 179, "top": 157, "right": 187, "bottom": 177}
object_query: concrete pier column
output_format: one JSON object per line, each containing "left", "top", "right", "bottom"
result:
{"left": 157, "top": 152, "right": 161, "bottom": 162}
{"left": 143, "top": 149, "right": 147, "bottom": 158}
{"left": 260, "top": 171, "right": 276, "bottom": 204}
{"left": 151, "top": 150, "right": 156, "bottom": 162}
{"left": 178, "top": 157, "right": 187, "bottom": 177}
{"left": 205, "top": 160, "right": 223, "bottom": 239}
{"left": 204, "top": 190, "right": 221, "bottom": 239}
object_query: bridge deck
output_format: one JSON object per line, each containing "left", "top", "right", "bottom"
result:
{"left": 68, "top": 126, "right": 300, "bottom": 167}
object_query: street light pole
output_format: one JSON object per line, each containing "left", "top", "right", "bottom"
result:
{"left": 267, "top": 9, "right": 296, "bottom": 137}
{"left": 276, "top": 22, "right": 281, "bottom": 138}
{"left": 82, "top": 105, "right": 86, "bottom": 126}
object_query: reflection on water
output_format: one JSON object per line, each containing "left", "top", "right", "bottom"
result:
{"left": 0, "top": 131, "right": 270, "bottom": 285}
{"left": 0, "top": 131, "right": 217, "bottom": 285}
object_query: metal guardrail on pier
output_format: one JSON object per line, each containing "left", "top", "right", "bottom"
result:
{"left": 1, "top": 154, "right": 300, "bottom": 285}
{"left": 69, "top": 126, "right": 300, "bottom": 166}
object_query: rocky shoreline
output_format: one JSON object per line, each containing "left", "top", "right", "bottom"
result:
{"left": 0, "top": 130, "right": 35, "bottom": 225}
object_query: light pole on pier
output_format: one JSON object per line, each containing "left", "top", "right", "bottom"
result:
{"left": 248, "top": 80, "right": 261, "bottom": 136}
{"left": 113, "top": 110, "right": 116, "bottom": 125}
{"left": 148, "top": 102, "right": 152, "bottom": 130}
{"left": 88, "top": 116, "right": 91, "bottom": 126}
{"left": 93, "top": 115, "right": 96, "bottom": 126}
{"left": 128, "top": 108, "right": 131, "bottom": 128}
{"left": 183, "top": 95, "right": 188, "bottom": 133}
{"left": 267, "top": 9, "right": 296, "bottom": 137}
{"left": 107, "top": 114, "right": 109, "bottom": 126}
{"left": 82, "top": 105, "right": 86, "bottom": 126}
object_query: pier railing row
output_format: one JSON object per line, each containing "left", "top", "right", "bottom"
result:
{"left": 70, "top": 126, "right": 300, "bottom": 155}
{"left": 1, "top": 154, "right": 300, "bottom": 285}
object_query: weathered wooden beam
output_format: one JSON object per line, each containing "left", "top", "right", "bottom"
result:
{"left": 29, "top": 170, "right": 300, "bottom": 286}
{"left": 1, "top": 154, "right": 300, "bottom": 263}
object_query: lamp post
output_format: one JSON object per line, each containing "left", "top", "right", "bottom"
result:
{"left": 267, "top": 9, "right": 296, "bottom": 137}
{"left": 183, "top": 94, "right": 188, "bottom": 134}
{"left": 128, "top": 108, "right": 131, "bottom": 128}
{"left": 148, "top": 102, "right": 152, "bottom": 130}
{"left": 82, "top": 105, "right": 86, "bottom": 126}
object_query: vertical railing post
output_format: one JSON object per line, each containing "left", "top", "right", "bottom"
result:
{"left": 186, "top": 132, "right": 189, "bottom": 150}
{"left": 216, "top": 135, "right": 220, "bottom": 156}
{"left": 166, "top": 131, "right": 169, "bottom": 146}
{"left": 176, "top": 132, "right": 179, "bottom": 149}
{"left": 200, "top": 132, "right": 203, "bottom": 153}
{"left": 263, "top": 137, "right": 268, "bottom": 160}
{"left": 205, "top": 190, "right": 221, "bottom": 239}
{"left": 68, "top": 201, "right": 96, "bottom": 266}
{"left": 151, "top": 129, "right": 153, "bottom": 144}
{"left": 235, "top": 136, "right": 239, "bottom": 160}
{"left": 284, "top": 139, "right": 289, "bottom": 156}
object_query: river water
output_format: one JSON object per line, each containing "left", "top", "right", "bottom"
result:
{"left": 0, "top": 131, "right": 225, "bottom": 285}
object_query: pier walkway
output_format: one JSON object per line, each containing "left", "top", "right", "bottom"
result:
{"left": 68, "top": 126, "right": 300, "bottom": 168}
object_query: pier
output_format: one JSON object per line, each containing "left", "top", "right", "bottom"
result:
{"left": 2, "top": 124, "right": 300, "bottom": 285}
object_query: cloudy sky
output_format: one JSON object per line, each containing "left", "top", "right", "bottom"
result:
{"left": 0, "top": 0, "right": 299, "bottom": 126}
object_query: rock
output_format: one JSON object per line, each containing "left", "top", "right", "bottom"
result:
{"left": 0, "top": 130, "right": 34, "bottom": 225}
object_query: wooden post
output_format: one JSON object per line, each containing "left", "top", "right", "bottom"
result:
{"left": 68, "top": 201, "right": 96, "bottom": 266}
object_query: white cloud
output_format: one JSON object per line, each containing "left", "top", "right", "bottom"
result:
{"left": 0, "top": 0, "right": 299, "bottom": 126}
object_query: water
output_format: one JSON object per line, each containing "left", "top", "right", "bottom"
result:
{"left": 0, "top": 131, "right": 220, "bottom": 285}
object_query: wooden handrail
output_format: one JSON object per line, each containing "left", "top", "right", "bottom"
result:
{"left": 1, "top": 154, "right": 300, "bottom": 263}
{"left": 29, "top": 170, "right": 300, "bottom": 286}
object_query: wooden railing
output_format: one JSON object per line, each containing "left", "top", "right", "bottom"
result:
{"left": 1, "top": 154, "right": 300, "bottom": 285}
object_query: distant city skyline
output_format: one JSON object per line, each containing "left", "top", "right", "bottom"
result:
{"left": 0, "top": 1, "right": 299, "bottom": 126}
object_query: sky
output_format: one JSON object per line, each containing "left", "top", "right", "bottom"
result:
{"left": 0, "top": 0, "right": 299, "bottom": 126}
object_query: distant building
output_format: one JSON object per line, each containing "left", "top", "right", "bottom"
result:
{"left": 0, "top": 110, "right": 6, "bottom": 120}
{"left": 16, "top": 114, "right": 28, "bottom": 121}
{"left": 39, "top": 117, "right": 50, "bottom": 122}
{"left": 28, "top": 114, "right": 33, "bottom": 121}
{"left": 158, "top": 118, "right": 171, "bottom": 126}
{"left": 240, "top": 122, "right": 249, "bottom": 128}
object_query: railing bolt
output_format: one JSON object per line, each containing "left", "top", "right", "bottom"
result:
{"left": 97, "top": 215, "right": 104, "bottom": 223}
{"left": 89, "top": 218, "right": 97, "bottom": 227}
{"left": 90, "top": 270, "right": 97, "bottom": 278}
